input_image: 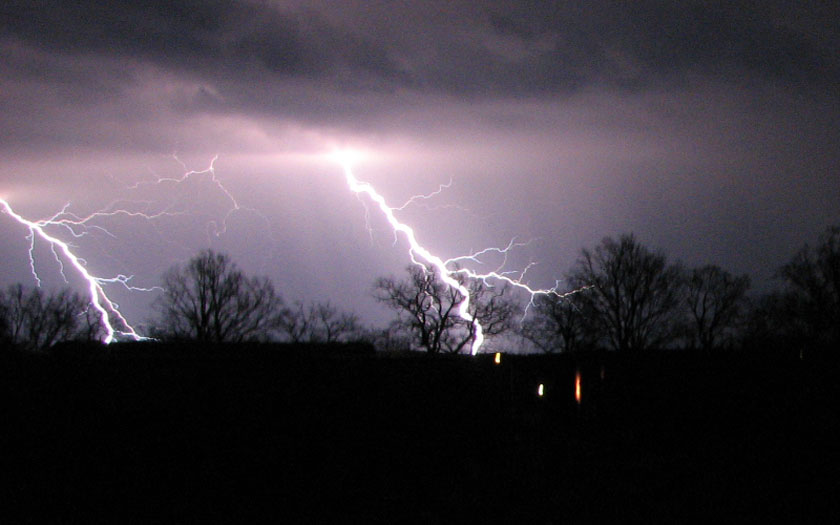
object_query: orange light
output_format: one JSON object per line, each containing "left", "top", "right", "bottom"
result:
{"left": 575, "top": 370, "right": 581, "bottom": 405}
{"left": 494, "top": 352, "right": 501, "bottom": 365}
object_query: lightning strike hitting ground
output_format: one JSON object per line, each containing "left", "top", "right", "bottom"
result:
{"left": 0, "top": 157, "right": 269, "bottom": 345}
{"left": 2, "top": 151, "right": 583, "bottom": 352}
{"left": 0, "top": 154, "right": 262, "bottom": 344}
{"left": 0, "top": 198, "right": 152, "bottom": 343}
{"left": 337, "top": 152, "right": 584, "bottom": 354}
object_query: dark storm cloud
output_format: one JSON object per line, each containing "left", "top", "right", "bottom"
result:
{"left": 3, "top": 0, "right": 298, "bottom": 71}
{"left": 485, "top": 1, "right": 836, "bottom": 87}
{"left": 2, "top": 0, "right": 837, "bottom": 160}
{"left": 1, "top": 0, "right": 407, "bottom": 87}
{"left": 3, "top": 0, "right": 837, "bottom": 106}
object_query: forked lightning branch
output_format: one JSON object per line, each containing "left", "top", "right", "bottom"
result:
{"left": 1, "top": 151, "right": 582, "bottom": 353}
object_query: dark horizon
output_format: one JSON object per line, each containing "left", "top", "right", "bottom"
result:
{"left": 3, "top": 339, "right": 837, "bottom": 521}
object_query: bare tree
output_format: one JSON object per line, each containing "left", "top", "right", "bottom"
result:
{"left": 367, "top": 324, "right": 413, "bottom": 354}
{"left": 279, "top": 300, "right": 363, "bottom": 343}
{"left": 277, "top": 301, "right": 311, "bottom": 344}
{"left": 373, "top": 264, "right": 518, "bottom": 354}
{"left": 153, "top": 250, "right": 285, "bottom": 343}
{"left": 79, "top": 305, "right": 107, "bottom": 343}
{"left": 569, "top": 234, "right": 684, "bottom": 352}
{"left": 0, "top": 284, "right": 92, "bottom": 351}
{"left": 778, "top": 225, "right": 840, "bottom": 348}
{"left": 520, "top": 293, "right": 594, "bottom": 353}
{"left": 741, "top": 291, "right": 805, "bottom": 352}
{"left": 685, "top": 265, "right": 750, "bottom": 351}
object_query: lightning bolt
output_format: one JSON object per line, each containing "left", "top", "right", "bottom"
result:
{"left": 1, "top": 150, "right": 584, "bottom": 352}
{"left": 40, "top": 202, "right": 187, "bottom": 241}
{"left": 128, "top": 154, "right": 242, "bottom": 237}
{"left": 337, "top": 152, "right": 585, "bottom": 355}
{"left": 395, "top": 177, "right": 457, "bottom": 211}
{"left": 0, "top": 197, "right": 153, "bottom": 343}
{"left": 0, "top": 157, "right": 268, "bottom": 345}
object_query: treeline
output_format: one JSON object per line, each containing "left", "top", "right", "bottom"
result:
{"left": 1, "top": 226, "right": 838, "bottom": 356}
{"left": 0, "top": 285, "right": 104, "bottom": 351}
{"left": 522, "top": 226, "right": 839, "bottom": 355}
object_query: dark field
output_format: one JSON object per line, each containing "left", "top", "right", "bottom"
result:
{"left": 2, "top": 344, "right": 838, "bottom": 523}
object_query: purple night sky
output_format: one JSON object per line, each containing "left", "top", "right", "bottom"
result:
{"left": 1, "top": 1, "right": 839, "bottom": 337}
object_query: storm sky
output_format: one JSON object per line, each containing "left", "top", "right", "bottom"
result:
{"left": 2, "top": 1, "right": 839, "bottom": 337}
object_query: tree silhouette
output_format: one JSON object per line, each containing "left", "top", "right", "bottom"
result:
{"left": 0, "top": 284, "right": 94, "bottom": 351}
{"left": 569, "top": 234, "right": 683, "bottom": 352}
{"left": 778, "top": 225, "right": 840, "bottom": 349}
{"left": 520, "top": 293, "right": 593, "bottom": 353}
{"left": 374, "top": 264, "right": 518, "bottom": 354}
{"left": 153, "top": 250, "right": 285, "bottom": 343}
{"left": 279, "top": 300, "right": 363, "bottom": 343}
{"left": 741, "top": 291, "right": 804, "bottom": 352}
{"left": 367, "top": 323, "right": 413, "bottom": 354}
{"left": 685, "top": 265, "right": 750, "bottom": 351}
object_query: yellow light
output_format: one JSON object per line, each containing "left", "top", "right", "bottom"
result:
{"left": 575, "top": 370, "right": 581, "bottom": 405}
{"left": 494, "top": 352, "right": 501, "bottom": 364}
{"left": 537, "top": 383, "right": 544, "bottom": 397}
